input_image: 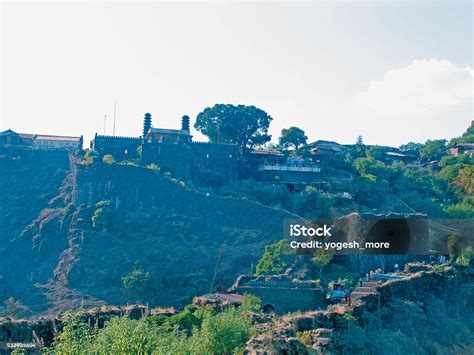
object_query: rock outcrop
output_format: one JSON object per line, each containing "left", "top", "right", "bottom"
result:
{"left": 244, "top": 265, "right": 472, "bottom": 354}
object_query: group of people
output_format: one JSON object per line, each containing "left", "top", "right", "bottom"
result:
{"left": 343, "top": 292, "right": 351, "bottom": 306}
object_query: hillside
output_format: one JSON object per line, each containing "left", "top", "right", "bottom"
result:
{"left": 0, "top": 147, "right": 297, "bottom": 316}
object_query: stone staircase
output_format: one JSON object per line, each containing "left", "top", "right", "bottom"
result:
{"left": 351, "top": 281, "right": 379, "bottom": 299}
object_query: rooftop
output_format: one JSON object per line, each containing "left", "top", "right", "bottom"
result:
{"left": 451, "top": 142, "right": 474, "bottom": 148}
{"left": 0, "top": 129, "right": 19, "bottom": 136}
{"left": 149, "top": 128, "right": 190, "bottom": 136}
{"left": 386, "top": 151, "right": 415, "bottom": 158}
{"left": 251, "top": 148, "right": 284, "bottom": 156}
{"left": 1, "top": 129, "right": 81, "bottom": 142}
{"left": 34, "top": 134, "right": 82, "bottom": 142}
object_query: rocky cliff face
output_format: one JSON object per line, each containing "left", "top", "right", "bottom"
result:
{"left": 244, "top": 264, "right": 473, "bottom": 354}
{"left": 0, "top": 147, "right": 297, "bottom": 316}
{"left": 0, "top": 147, "right": 71, "bottom": 314}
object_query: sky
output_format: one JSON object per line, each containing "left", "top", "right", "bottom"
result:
{"left": 1, "top": 0, "right": 473, "bottom": 147}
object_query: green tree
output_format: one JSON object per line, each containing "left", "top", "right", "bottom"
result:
{"left": 295, "top": 186, "right": 334, "bottom": 218}
{"left": 194, "top": 104, "right": 272, "bottom": 153}
{"left": 449, "top": 124, "right": 474, "bottom": 145}
{"left": 49, "top": 311, "right": 95, "bottom": 353}
{"left": 256, "top": 240, "right": 288, "bottom": 275}
{"left": 312, "top": 248, "right": 334, "bottom": 280}
{"left": 367, "top": 146, "right": 389, "bottom": 161}
{"left": 279, "top": 127, "right": 308, "bottom": 152}
{"left": 122, "top": 268, "right": 151, "bottom": 300}
{"left": 455, "top": 165, "right": 474, "bottom": 196}
{"left": 191, "top": 307, "right": 253, "bottom": 354}
{"left": 420, "top": 139, "right": 447, "bottom": 161}
{"left": 240, "top": 294, "right": 261, "bottom": 312}
{"left": 399, "top": 142, "right": 423, "bottom": 158}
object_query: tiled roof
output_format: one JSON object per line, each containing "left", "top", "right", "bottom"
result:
{"left": 0, "top": 129, "right": 19, "bottom": 136}
{"left": 34, "top": 135, "right": 82, "bottom": 142}
{"left": 251, "top": 148, "right": 284, "bottom": 156}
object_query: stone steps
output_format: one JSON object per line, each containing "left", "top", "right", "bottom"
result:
{"left": 353, "top": 287, "right": 374, "bottom": 293}
{"left": 350, "top": 281, "right": 379, "bottom": 299}
{"left": 361, "top": 281, "right": 379, "bottom": 287}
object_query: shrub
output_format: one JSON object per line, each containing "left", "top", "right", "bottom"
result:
{"left": 256, "top": 240, "right": 288, "bottom": 275}
{"left": 456, "top": 246, "right": 472, "bottom": 266}
{"left": 48, "top": 312, "right": 95, "bottom": 353}
{"left": 146, "top": 163, "right": 160, "bottom": 171}
{"left": 48, "top": 304, "right": 255, "bottom": 354}
{"left": 102, "top": 154, "right": 116, "bottom": 164}
{"left": 91, "top": 200, "right": 113, "bottom": 232}
{"left": 122, "top": 268, "right": 150, "bottom": 300}
{"left": 240, "top": 294, "right": 261, "bottom": 312}
{"left": 83, "top": 149, "right": 99, "bottom": 164}
{"left": 296, "top": 330, "right": 313, "bottom": 345}
{"left": 190, "top": 307, "right": 254, "bottom": 354}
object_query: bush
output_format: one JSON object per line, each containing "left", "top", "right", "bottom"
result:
{"left": 91, "top": 200, "right": 113, "bottom": 232}
{"left": 83, "top": 149, "right": 99, "bottom": 164}
{"left": 146, "top": 163, "right": 160, "bottom": 171}
{"left": 456, "top": 246, "right": 472, "bottom": 266}
{"left": 48, "top": 312, "right": 95, "bottom": 353}
{"left": 240, "top": 294, "right": 261, "bottom": 312}
{"left": 256, "top": 240, "right": 288, "bottom": 275}
{"left": 47, "top": 303, "right": 255, "bottom": 354}
{"left": 190, "top": 307, "right": 254, "bottom": 354}
{"left": 102, "top": 154, "right": 116, "bottom": 164}
{"left": 122, "top": 268, "right": 150, "bottom": 300}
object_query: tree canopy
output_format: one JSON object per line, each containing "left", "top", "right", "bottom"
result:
{"left": 256, "top": 240, "right": 288, "bottom": 275}
{"left": 279, "top": 127, "right": 308, "bottom": 151}
{"left": 194, "top": 104, "right": 272, "bottom": 153}
{"left": 420, "top": 139, "right": 447, "bottom": 161}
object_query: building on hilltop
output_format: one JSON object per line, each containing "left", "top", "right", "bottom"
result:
{"left": 0, "top": 129, "right": 83, "bottom": 151}
{"left": 383, "top": 151, "right": 417, "bottom": 164}
{"left": 141, "top": 117, "right": 194, "bottom": 178}
{"left": 90, "top": 113, "right": 239, "bottom": 181}
{"left": 31, "top": 134, "right": 83, "bottom": 151}
{"left": 300, "top": 140, "right": 348, "bottom": 159}
{"left": 242, "top": 147, "right": 322, "bottom": 191}
{"left": 228, "top": 274, "right": 326, "bottom": 314}
{"left": 446, "top": 143, "right": 474, "bottom": 157}
{"left": 90, "top": 134, "right": 141, "bottom": 161}
{"left": 142, "top": 115, "right": 239, "bottom": 181}
{"left": 191, "top": 141, "right": 239, "bottom": 181}
{"left": 0, "top": 129, "right": 22, "bottom": 145}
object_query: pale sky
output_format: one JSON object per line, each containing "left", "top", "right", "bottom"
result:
{"left": 1, "top": 1, "right": 473, "bottom": 147}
